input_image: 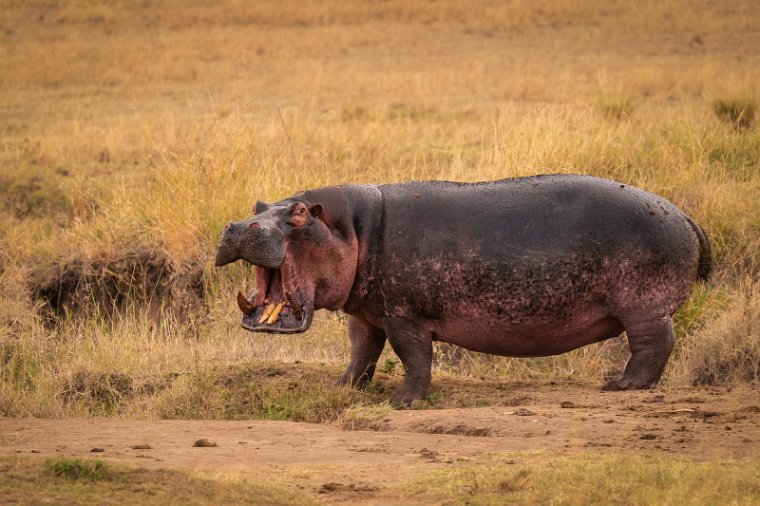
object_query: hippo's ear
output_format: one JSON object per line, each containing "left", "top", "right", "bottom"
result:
{"left": 253, "top": 201, "right": 271, "bottom": 215}
{"left": 309, "top": 204, "right": 323, "bottom": 218}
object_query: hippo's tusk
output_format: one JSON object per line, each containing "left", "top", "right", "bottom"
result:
{"left": 237, "top": 291, "right": 257, "bottom": 315}
{"left": 259, "top": 303, "right": 276, "bottom": 324}
{"left": 267, "top": 302, "right": 284, "bottom": 324}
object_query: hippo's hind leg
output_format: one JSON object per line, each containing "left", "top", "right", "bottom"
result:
{"left": 604, "top": 316, "right": 675, "bottom": 391}
{"left": 382, "top": 317, "right": 433, "bottom": 408}
{"left": 337, "top": 315, "right": 386, "bottom": 389}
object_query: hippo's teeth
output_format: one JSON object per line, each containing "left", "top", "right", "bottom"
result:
{"left": 286, "top": 291, "right": 303, "bottom": 319}
{"left": 259, "top": 303, "right": 276, "bottom": 324}
{"left": 266, "top": 302, "right": 284, "bottom": 324}
{"left": 237, "top": 291, "right": 256, "bottom": 315}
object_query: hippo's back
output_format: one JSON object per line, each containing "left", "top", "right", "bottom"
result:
{"left": 380, "top": 175, "right": 694, "bottom": 261}
{"left": 374, "top": 175, "right": 701, "bottom": 330}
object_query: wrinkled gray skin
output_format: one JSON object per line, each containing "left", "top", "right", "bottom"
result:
{"left": 216, "top": 175, "right": 711, "bottom": 407}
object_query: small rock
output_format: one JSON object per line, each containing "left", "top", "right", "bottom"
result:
{"left": 30, "top": 450, "right": 41, "bottom": 454}
{"left": 90, "top": 448, "right": 105, "bottom": 453}
{"left": 560, "top": 401, "right": 575, "bottom": 408}
{"left": 419, "top": 448, "right": 439, "bottom": 462}
{"left": 640, "top": 434, "right": 658, "bottom": 440}
{"left": 193, "top": 439, "right": 218, "bottom": 448}
{"left": 131, "top": 444, "right": 152, "bottom": 450}
{"left": 513, "top": 408, "right": 536, "bottom": 416}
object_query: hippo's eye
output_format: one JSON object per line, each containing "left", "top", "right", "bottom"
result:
{"left": 288, "top": 204, "right": 309, "bottom": 227}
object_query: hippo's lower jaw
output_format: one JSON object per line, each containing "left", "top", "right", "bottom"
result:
{"left": 236, "top": 266, "right": 314, "bottom": 334}
{"left": 240, "top": 308, "right": 313, "bottom": 334}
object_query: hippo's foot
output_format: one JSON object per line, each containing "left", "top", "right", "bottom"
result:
{"left": 383, "top": 317, "right": 433, "bottom": 409}
{"left": 390, "top": 385, "right": 427, "bottom": 408}
{"left": 603, "top": 316, "right": 675, "bottom": 392}
{"left": 603, "top": 377, "right": 657, "bottom": 391}
{"left": 335, "top": 370, "right": 373, "bottom": 389}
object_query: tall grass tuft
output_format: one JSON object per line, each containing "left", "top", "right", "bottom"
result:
{"left": 668, "top": 279, "right": 760, "bottom": 386}
{"left": 713, "top": 97, "right": 757, "bottom": 130}
{"left": 595, "top": 93, "right": 634, "bottom": 120}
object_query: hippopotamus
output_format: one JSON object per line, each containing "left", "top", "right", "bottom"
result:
{"left": 215, "top": 175, "right": 711, "bottom": 407}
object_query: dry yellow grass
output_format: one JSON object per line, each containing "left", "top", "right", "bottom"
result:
{"left": 1, "top": 0, "right": 759, "bottom": 416}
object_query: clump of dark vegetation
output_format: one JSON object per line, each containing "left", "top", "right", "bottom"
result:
{"left": 713, "top": 97, "right": 756, "bottom": 130}
{"left": 61, "top": 370, "right": 170, "bottom": 414}
{"left": 45, "top": 458, "right": 111, "bottom": 481}
{"left": 29, "top": 247, "right": 206, "bottom": 323}
{"left": 595, "top": 94, "right": 634, "bottom": 120}
{"left": 0, "top": 166, "right": 71, "bottom": 219}
{"left": 386, "top": 102, "right": 436, "bottom": 121}
{"left": 62, "top": 371, "right": 134, "bottom": 413}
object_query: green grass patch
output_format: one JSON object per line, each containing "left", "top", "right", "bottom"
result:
{"left": 403, "top": 452, "right": 760, "bottom": 505}
{"left": 1, "top": 457, "right": 311, "bottom": 506}
{"left": 45, "top": 458, "right": 111, "bottom": 481}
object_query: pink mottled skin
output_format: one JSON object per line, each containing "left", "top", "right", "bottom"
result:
{"left": 216, "top": 175, "right": 711, "bottom": 407}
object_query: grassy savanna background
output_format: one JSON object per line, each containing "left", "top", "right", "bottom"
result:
{"left": 2, "top": 1, "right": 760, "bottom": 503}
{"left": 1, "top": 0, "right": 759, "bottom": 426}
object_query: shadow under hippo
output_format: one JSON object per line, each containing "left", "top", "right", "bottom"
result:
{"left": 215, "top": 174, "right": 711, "bottom": 407}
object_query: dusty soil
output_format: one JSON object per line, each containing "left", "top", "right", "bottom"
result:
{"left": 2, "top": 385, "right": 758, "bottom": 502}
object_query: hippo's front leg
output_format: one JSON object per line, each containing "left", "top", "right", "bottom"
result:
{"left": 383, "top": 317, "right": 433, "bottom": 408}
{"left": 337, "top": 315, "right": 386, "bottom": 388}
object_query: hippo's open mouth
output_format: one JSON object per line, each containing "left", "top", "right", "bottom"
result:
{"left": 236, "top": 264, "right": 314, "bottom": 334}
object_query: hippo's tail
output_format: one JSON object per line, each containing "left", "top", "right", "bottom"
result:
{"left": 685, "top": 215, "right": 712, "bottom": 282}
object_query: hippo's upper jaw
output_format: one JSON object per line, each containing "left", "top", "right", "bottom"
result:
{"left": 236, "top": 263, "right": 314, "bottom": 334}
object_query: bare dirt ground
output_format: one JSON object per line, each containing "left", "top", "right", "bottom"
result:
{"left": 2, "top": 385, "right": 758, "bottom": 501}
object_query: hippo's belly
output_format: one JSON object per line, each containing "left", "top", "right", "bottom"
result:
{"left": 434, "top": 311, "right": 624, "bottom": 357}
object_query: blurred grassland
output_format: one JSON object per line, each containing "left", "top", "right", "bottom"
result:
{"left": 0, "top": 0, "right": 759, "bottom": 417}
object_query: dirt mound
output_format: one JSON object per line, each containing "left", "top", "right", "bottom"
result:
{"left": 29, "top": 248, "right": 206, "bottom": 322}
{"left": 409, "top": 422, "right": 493, "bottom": 437}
